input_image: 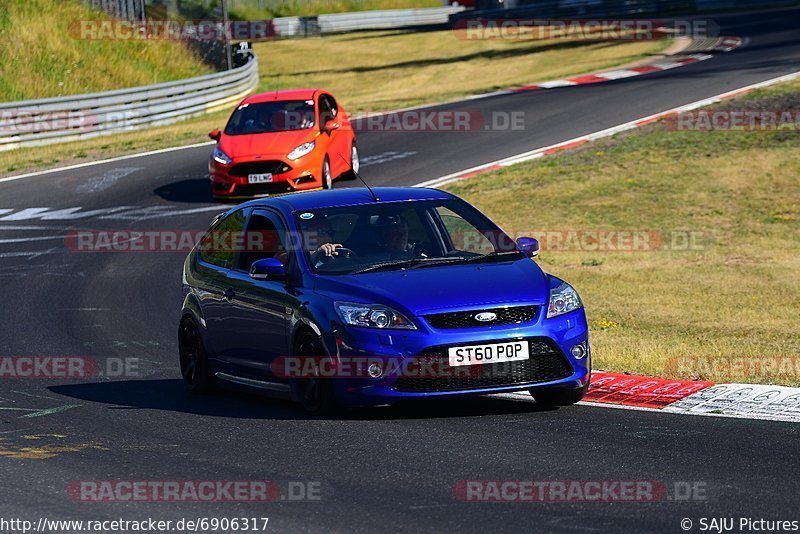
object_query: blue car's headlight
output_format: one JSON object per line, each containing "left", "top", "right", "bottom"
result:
{"left": 335, "top": 301, "right": 416, "bottom": 330}
{"left": 212, "top": 146, "right": 232, "bottom": 165}
{"left": 547, "top": 280, "right": 583, "bottom": 318}
{"left": 288, "top": 141, "right": 315, "bottom": 160}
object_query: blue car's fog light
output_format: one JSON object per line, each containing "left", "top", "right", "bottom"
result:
{"left": 571, "top": 343, "right": 587, "bottom": 359}
{"left": 367, "top": 362, "right": 383, "bottom": 378}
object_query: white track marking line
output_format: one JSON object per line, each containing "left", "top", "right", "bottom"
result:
{"left": 415, "top": 69, "right": 800, "bottom": 189}
{"left": 97, "top": 205, "right": 224, "bottom": 221}
{"left": 0, "top": 236, "right": 64, "bottom": 244}
{"left": 0, "top": 204, "right": 223, "bottom": 222}
{"left": 0, "top": 248, "right": 62, "bottom": 258}
{"left": 595, "top": 70, "right": 641, "bottom": 80}
{"left": 0, "top": 225, "right": 68, "bottom": 230}
{"left": 0, "top": 141, "right": 214, "bottom": 184}
{"left": 492, "top": 393, "right": 800, "bottom": 423}
{"left": 76, "top": 167, "right": 142, "bottom": 194}
{"left": 537, "top": 80, "right": 578, "bottom": 88}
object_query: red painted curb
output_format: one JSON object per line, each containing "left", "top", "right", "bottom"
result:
{"left": 585, "top": 372, "right": 714, "bottom": 409}
{"left": 544, "top": 139, "right": 588, "bottom": 155}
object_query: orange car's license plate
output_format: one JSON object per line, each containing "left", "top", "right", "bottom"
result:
{"left": 248, "top": 173, "right": 273, "bottom": 184}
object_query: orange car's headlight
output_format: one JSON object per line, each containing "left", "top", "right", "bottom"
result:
{"left": 288, "top": 141, "right": 315, "bottom": 160}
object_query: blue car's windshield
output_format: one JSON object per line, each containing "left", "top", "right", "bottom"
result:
{"left": 294, "top": 199, "right": 522, "bottom": 275}
{"left": 225, "top": 100, "right": 315, "bottom": 135}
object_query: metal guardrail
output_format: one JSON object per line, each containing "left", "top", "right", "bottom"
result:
{"left": 273, "top": 6, "right": 465, "bottom": 37}
{"left": 450, "top": 0, "right": 799, "bottom": 22}
{"left": 0, "top": 53, "right": 259, "bottom": 152}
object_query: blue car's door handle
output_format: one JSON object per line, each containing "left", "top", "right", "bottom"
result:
{"left": 223, "top": 288, "right": 235, "bottom": 300}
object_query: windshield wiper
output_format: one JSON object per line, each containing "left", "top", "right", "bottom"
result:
{"left": 406, "top": 257, "right": 468, "bottom": 270}
{"left": 460, "top": 251, "right": 523, "bottom": 264}
{"left": 350, "top": 252, "right": 521, "bottom": 274}
{"left": 351, "top": 257, "right": 460, "bottom": 274}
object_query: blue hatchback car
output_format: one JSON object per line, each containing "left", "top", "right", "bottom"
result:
{"left": 179, "top": 187, "right": 590, "bottom": 413}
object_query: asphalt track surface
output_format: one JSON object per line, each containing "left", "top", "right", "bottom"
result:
{"left": 0, "top": 8, "right": 799, "bottom": 533}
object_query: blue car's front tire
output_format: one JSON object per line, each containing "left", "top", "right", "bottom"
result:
{"left": 291, "top": 332, "right": 338, "bottom": 416}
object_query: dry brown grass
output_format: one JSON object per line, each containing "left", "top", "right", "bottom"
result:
{"left": 255, "top": 30, "right": 669, "bottom": 111}
{"left": 444, "top": 92, "right": 800, "bottom": 384}
{"left": 229, "top": 0, "right": 441, "bottom": 18}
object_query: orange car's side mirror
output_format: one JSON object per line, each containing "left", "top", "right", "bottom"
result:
{"left": 208, "top": 129, "right": 221, "bottom": 141}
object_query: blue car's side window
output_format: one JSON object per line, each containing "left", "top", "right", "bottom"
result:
{"left": 198, "top": 208, "right": 248, "bottom": 269}
{"left": 235, "top": 210, "right": 289, "bottom": 273}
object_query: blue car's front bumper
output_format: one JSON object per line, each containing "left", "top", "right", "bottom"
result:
{"left": 325, "top": 305, "right": 590, "bottom": 406}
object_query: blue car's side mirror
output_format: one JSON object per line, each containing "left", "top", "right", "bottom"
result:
{"left": 517, "top": 237, "right": 539, "bottom": 258}
{"left": 250, "top": 258, "right": 286, "bottom": 280}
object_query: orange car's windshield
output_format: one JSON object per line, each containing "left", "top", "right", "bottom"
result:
{"left": 224, "top": 100, "right": 315, "bottom": 135}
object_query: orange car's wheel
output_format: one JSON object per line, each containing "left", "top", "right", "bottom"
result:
{"left": 343, "top": 143, "right": 359, "bottom": 181}
{"left": 322, "top": 157, "right": 333, "bottom": 189}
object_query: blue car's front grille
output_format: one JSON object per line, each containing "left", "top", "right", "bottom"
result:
{"left": 423, "top": 305, "right": 537, "bottom": 329}
{"left": 392, "top": 337, "right": 573, "bottom": 393}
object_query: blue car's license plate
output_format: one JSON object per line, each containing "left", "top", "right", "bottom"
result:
{"left": 447, "top": 341, "right": 529, "bottom": 367}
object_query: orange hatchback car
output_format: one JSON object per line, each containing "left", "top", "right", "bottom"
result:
{"left": 208, "top": 89, "right": 359, "bottom": 199}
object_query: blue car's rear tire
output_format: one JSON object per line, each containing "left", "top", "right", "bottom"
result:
{"left": 530, "top": 385, "right": 587, "bottom": 407}
{"left": 292, "top": 333, "right": 338, "bottom": 415}
{"left": 179, "top": 317, "right": 214, "bottom": 394}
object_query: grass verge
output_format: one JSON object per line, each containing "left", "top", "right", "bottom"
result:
{"left": 444, "top": 79, "right": 800, "bottom": 385}
{"left": 229, "top": 0, "right": 441, "bottom": 18}
{"left": 0, "top": 0, "right": 209, "bottom": 101}
{"left": 254, "top": 30, "right": 670, "bottom": 111}
{"left": 0, "top": 29, "right": 669, "bottom": 177}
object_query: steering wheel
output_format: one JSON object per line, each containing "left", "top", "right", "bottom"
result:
{"left": 332, "top": 247, "right": 357, "bottom": 259}
{"left": 317, "top": 247, "right": 357, "bottom": 263}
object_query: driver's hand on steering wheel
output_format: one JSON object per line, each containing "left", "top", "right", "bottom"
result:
{"left": 316, "top": 243, "right": 344, "bottom": 257}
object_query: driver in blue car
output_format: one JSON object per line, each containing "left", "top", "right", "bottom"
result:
{"left": 305, "top": 213, "right": 418, "bottom": 268}
{"left": 305, "top": 217, "right": 344, "bottom": 267}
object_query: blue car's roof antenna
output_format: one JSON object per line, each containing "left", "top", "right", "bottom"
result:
{"left": 339, "top": 153, "right": 379, "bottom": 202}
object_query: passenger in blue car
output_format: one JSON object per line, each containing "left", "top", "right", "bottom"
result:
{"left": 374, "top": 215, "right": 416, "bottom": 260}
